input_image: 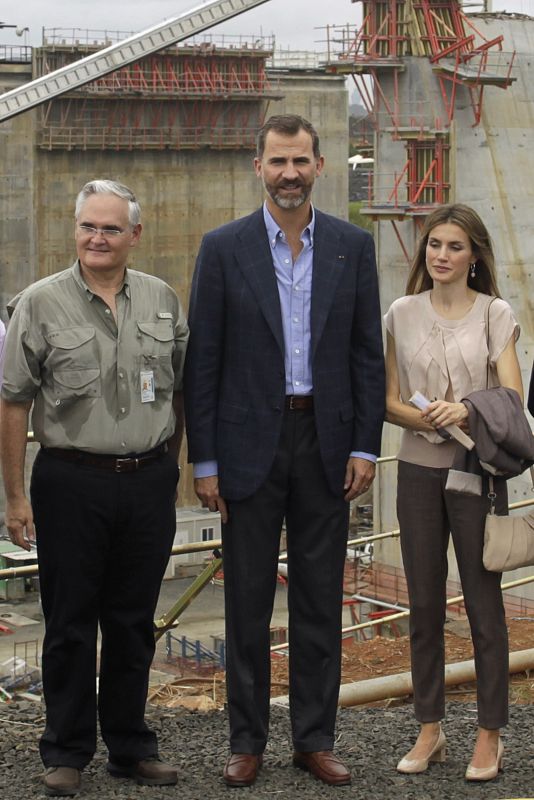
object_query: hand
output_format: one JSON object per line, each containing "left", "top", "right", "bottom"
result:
{"left": 457, "top": 417, "right": 471, "bottom": 435}
{"left": 344, "top": 457, "right": 376, "bottom": 502}
{"left": 5, "top": 497, "right": 35, "bottom": 552}
{"left": 194, "top": 475, "right": 228, "bottom": 524}
{"left": 422, "top": 400, "right": 468, "bottom": 430}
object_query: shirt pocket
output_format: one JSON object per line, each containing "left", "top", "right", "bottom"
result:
{"left": 44, "top": 326, "right": 102, "bottom": 402}
{"left": 136, "top": 321, "right": 175, "bottom": 391}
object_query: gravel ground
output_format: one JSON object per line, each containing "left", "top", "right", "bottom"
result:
{"left": 1, "top": 700, "right": 534, "bottom": 799}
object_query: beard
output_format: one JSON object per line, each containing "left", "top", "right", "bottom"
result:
{"left": 263, "top": 178, "right": 312, "bottom": 209}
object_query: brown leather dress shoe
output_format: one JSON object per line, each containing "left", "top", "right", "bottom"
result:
{"left": 107, "top": 756, "right": 178, "bottom": 786}
{"left": 293, "top": 750, "right": 351, "bottom": 786}
{"left": 42, "top": 767, "right": 81, "bottom": 796}
{"left": 223, "top": 753, "right": 263, "bottom": 787}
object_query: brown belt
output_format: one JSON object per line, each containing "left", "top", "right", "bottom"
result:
{"left": 285, "top": 395, "right": 314, "bottom": 411}
{"left": 42, "top": 442, "right": 168, "bottom": 473}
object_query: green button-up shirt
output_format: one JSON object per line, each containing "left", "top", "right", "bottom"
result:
{"left": 2, "top": 262, "right": 189, "bottom": 455}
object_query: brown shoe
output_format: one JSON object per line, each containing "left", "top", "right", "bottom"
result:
{"left": 223, "top": 753, "right": 263, "bottom": 787}
{"left": 42, "top": 767, "right": 81, "bottom": 796}
{"left": 293, "top": 750, "right": 351, "bottom": 786}
{"left": 107, "top": 757, "right": 177, "bottom": 786}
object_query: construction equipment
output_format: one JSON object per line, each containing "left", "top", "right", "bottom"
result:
{"left": 0, "top": 0, "right": 273, "bottom": 122}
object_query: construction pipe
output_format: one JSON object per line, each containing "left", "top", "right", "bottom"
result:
{"left": 270, "top": 573, "right": 534, "bottom": 652}
{"left": 337, "top": 648, "right": 534, "bottom": 708}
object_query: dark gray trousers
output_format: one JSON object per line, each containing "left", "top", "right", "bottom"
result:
{"left": 397, "top": 461, "right": 509, "bottom": 729}
{"left": 222, "top": 408, "right": 349, "bottom": 754}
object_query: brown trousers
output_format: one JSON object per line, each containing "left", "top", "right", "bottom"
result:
{"left": 397, "top": 461, "right": 509, "bottom": 729}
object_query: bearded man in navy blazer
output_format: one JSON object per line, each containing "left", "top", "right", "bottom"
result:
{"left": 185, "top": 115, "right": 385, "bottom": 788}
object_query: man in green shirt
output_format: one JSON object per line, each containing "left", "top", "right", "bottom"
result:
{"left": 0, "top": 180, "right": 189, "bottom": 796}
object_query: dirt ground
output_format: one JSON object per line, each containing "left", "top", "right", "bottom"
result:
{"left": 150, "top": 617, "right": 534, "bottom": 709}
{"left": 273, "top": 617, "right": 534, "bottom": 703}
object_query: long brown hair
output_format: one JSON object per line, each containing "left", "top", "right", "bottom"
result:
{"left": 406, "top": 204, "right": 501, "bottom": 297}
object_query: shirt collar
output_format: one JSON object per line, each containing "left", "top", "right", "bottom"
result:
{"left": 72, "top": 260, "right": 130, "bottom": 299}
{"left": 263, "top": 202, "right": 315, "bottom": 249}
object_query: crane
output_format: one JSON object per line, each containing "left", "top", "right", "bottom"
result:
{"left": 0, "top": 0, "right": 273, "bottom": 123}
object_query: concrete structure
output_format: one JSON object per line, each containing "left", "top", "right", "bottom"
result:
{"left": 0, "top": 37, "right": 348, "bottom": 510}
{"left": 347, "top": 12, "right": 534, "bottom": 600}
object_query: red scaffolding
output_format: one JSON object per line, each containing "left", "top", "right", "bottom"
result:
{"left": 34, "top": 34, "right": 282, "bottom": 151}
{"left": 323, "top": 0, "right": 516, "bottom": 261}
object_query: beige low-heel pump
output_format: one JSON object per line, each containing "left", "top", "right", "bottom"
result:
{"left": 396, "top": 726, "right": 446, "bottom": 774}
{"left": 465, "top": 737, "right": 503, "bottom": 782}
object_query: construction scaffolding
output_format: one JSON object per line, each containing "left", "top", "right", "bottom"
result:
{"left": 323, "top": 0, "right": 516, "bottom": 260}
{"left": 34, "top": 31, "right": 281, "bottom": 151}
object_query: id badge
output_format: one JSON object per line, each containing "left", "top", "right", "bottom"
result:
{"left": 140, "top": 369, "right": 155, "bottom": 403}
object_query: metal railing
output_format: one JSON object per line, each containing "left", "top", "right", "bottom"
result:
{"left": 2, "top": 451, "right": 533, "bottom": 654}
{"left": 42, "top": 28, "right": 275, "bottom": 52}
{"left": 0, "top": 45, "right": 32, "bottom": 63}
{"left": 37, "top": 126, "right": 260, "bottom": 152}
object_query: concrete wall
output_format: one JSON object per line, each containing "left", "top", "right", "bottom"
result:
{"left": 0, "top": 63, "right": 347, "bottom": 509}
{"left": 373, "top": 16, "right": 534, "bottom": 598}
{"left": 0, "top": 63, "right": 36, "bottom": 316}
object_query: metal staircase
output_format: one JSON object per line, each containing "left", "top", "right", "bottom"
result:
{"left": 0, "top": 0, "right": 272, "bottom": 122}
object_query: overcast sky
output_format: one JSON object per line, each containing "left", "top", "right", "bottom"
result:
{"left": 1, "top": 0, "right": 361, "bottom": 50}
{"left": 1, "top": 0, "right": 530, "bottom": 49}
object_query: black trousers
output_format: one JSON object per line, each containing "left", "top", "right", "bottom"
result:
{"left": 397, "top": 461, "right": 509, "bottom": 729}
{"left": 222, "top": 409, "right": 349, "bottom": 754}
{"left": 30, "top": 448, "right": 179, "bottom": 769}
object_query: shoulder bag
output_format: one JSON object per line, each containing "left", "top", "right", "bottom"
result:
{"left": 483, "top": 469, "right": 534, "bottom": 572}
{"left": 482, "top": 296, "right": 534, "bottom": 571}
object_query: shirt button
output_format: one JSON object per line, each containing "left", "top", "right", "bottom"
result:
{"left": 121, "top": 442, "right": 126, "bottom": 447}
{"left": 295, "top": 349, "right": 300, "bottom": 354}
{"left": 119, "top": 372, "right": 124, "bottom": 379}
{"left": 105, "top": 308, "right": 111, "bottom": 315}
{"left": 295, "top": 381, "right": 301, "bottom": 387}
{"left": 293, "top": 317, "right": 299, "bottom": 323}
{"left": 294, "top": 286, "right": 299, "bottom": 291}
{"left": 284, "top": 258, "right": 290, "bottom": 264}
{"left": 120, "top": 407, "right": 126, "bottom": 414}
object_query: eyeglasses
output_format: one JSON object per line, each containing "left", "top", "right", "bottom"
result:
{"left": 77, "top": 224, "right": 128, "bottom": 238}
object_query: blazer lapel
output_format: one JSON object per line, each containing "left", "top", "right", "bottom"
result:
{"left": 235, "top": 210, "right": 285, "bottom": 356}
{"left": 311, "top": 211, "right": 345, "bottom": 356}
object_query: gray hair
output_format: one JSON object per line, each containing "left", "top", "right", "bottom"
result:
{"left": 75, "top": 180, "right": 141, "bottom": 226}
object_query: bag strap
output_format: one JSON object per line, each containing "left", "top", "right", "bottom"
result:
{"left": 489, "top": 467, "right": 534, "bottom": 514}
{"left": 484, "top": 296, "right": 496, "bottom": 389}
{"left": 488, "top": 475, "right": 496, "bottom": 514}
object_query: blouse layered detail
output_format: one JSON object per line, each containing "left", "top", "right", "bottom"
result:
{"left": 385, "top": 291, "right": 519, "bottom": 468}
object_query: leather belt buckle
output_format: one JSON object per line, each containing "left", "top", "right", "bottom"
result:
{"left": 114, "top": 457, "right": 138, "bottom": 473}
{"left": 285, "top": 395, "right": 313, "bottom": 411}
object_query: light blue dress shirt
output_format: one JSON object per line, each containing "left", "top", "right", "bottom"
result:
{"left": 194, "top": 204, "right": 376, "bottom": 479}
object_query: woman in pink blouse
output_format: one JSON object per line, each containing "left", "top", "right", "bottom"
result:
{"left": 385, "top": 205, "right": 523, "bottom": 781}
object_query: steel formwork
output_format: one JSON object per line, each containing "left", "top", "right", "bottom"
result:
{"left": 33, "top": 35, "right": 280, "bottom": 151}
{"left": 34, "top": 43, "right": 274, "bottom": 99}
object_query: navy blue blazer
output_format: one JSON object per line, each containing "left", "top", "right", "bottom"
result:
{"left": 184, "top": 207, "right": 385, "bottom": 501}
